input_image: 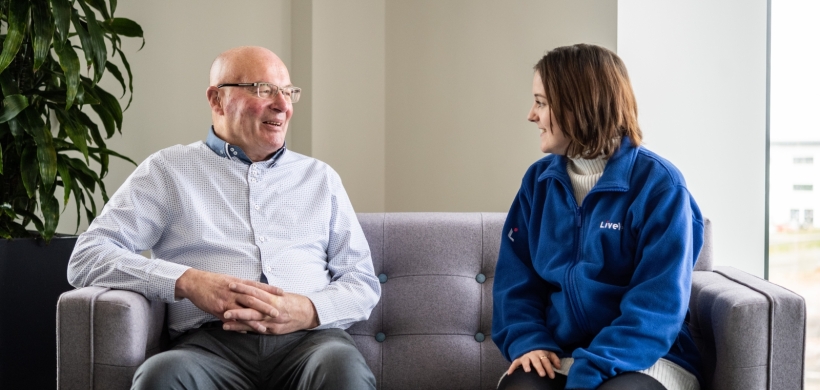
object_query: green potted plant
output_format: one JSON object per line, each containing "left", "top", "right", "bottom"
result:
{"left": 0, "top": 0, "right": 142, "bottom": 387}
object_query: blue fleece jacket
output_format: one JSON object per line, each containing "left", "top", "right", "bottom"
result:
{"left": 492, "top": 138, "right": 703, "bottom": 389}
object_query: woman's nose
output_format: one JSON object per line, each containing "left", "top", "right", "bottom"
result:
{"left": 527, "top": 109, "right": 537, "bottom": 122}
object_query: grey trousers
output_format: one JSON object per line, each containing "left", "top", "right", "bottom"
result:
{"left": 132, "top": 325, "right": 375, "bottom": 390}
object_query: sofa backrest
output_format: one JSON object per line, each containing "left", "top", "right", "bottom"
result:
{"left": 349, "top": 213, "right": 508, "bottom": 390}
{"left": 350, "top": 212, "right": 715, "bottom": 390}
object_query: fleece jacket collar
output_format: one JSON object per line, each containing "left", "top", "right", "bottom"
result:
{"left": 536, "top": 136, "right": 638, "bottom": 194}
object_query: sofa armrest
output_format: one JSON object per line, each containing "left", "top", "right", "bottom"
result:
{"left": 57, "top": 287, "right": 166, "bottom": 390}
{"left": 689, "top": 267, "right": 805, "bottom": 390}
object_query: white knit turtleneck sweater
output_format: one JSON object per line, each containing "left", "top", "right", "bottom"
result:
{"left": 566, "top": 156, "right": 607, "bottom": 205}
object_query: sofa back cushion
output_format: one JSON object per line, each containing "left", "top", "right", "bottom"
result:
{"left": 349, "top": 213, "right": 509, "bottom": 390}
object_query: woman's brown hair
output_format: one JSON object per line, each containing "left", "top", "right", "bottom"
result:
{"left": 535, "top": 44, "right": 641, "bottom": 158}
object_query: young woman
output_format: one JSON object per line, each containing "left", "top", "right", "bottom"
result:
{"left": 492, "top": 44, "right": 703, "bottom": 390}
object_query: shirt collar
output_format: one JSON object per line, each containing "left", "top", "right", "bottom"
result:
{"left": 205, "top": 126, "right": 286, "bottom": 168}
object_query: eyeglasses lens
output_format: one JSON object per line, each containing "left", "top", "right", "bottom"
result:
{"left": 256, "top": 84, "right": 300, "bottom": 103}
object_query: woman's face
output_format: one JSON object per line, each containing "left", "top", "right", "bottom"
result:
{"left": 528, "top": 72, "right": 570, "bottom": 155}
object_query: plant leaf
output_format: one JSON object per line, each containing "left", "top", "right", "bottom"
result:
{"left": 7, "top": 118, "right": 24, "bottom": 138}
{"left": 82, "top": 0, "right": 110, "bottom": 21}
{"left": 77, "top": 0, "right": 107, "bottom": 84}
{"left": 93, "top": 84, "right": 123, "bottom": 132}
{"left": 66, "top": 156, "right": 98, "bottom": 192}
{"left": 56, "top": 157, "right": 72, "bottom": 208}
{"left": 52, "top": 33, "right": 81, "bottom": 109}
{"left": 111, "top": 0, "right": 118, "bottom": 15}
{"left": 0, "top": 0, "right": 31, "bottom": 75}
{"left": 39, "top": 184, "right": 60, "bottom": 242}
{"left": 55, "top": 109, "right": 89, "bottom": 162}
{"left": 71, "top": 9, "right": 95, "bottom": 77}
{"left": 50, "top": 0, "right": 72, "bottom": 42}
{"left": 69, "top": 176, "right": 83, "bottom": 232}
{"left": 116, "top": 47, "right": 134, "bottom": 110}
{"left": 1, "top": 203, "right": 17, "bottom": 219}
{"left": 75, "top": 109, "right": 108, "bottom": 177}
{"left": 104, "top": 61, "right": 126, "bottom": 97}
{"left": 90, "top": 103, "right": 116, "bottom": 137}
{"left": 0, "top": 94, "right": 29, "bottom": 123}
{"left": 75, "top": 109, "right": 105, "bottom": 148}
{"left": 77, "top": 84, "right": 99, "bottom": 105}
{"left": 24, "top": 109, "right": 59, "bottom": 192}
{"left": 0, "top": 140, "right": 3, "bottom": 174}
{"left": 105, "top": 18, "right": 144, "bottom": 49}
{"left": 31, "top": 1, "right": 56, "bottom": 71}
{"left": 20, "top": 145, "right": 39, "bottom": 198}
{"left": 89, "top": 146, "right": 136, "bottom": 165}
{"left": 14, "top": 208, "right": 45, "bottom": 233}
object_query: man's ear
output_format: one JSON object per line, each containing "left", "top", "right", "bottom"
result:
{"left": 206, "top": 86, "right": 224, "bottom": 115}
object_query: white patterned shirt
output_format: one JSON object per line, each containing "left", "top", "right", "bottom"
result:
{"left": 68, "top": 128, "right": 381, "bottom": 335}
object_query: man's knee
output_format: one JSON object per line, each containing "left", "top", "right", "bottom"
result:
{"left": 132, "top": 350, "right": 202, "bottom": 390}
{"left": 300, "top": 331, "right": 375, "bottom": 389}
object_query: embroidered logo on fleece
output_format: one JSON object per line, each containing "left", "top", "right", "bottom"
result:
{"left": 599, "top": 220, "right": 622, "bottom": 230}
{"left": 508, "top": 227, "right": 518, "bottom": 242}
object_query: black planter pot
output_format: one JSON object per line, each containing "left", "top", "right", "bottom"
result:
{"left": 0, "top": 236, "right": 77, "bottom": 390}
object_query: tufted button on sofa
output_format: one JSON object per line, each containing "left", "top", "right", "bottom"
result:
{"left": 57, "top": 213, "right": 806, "bottom": 390}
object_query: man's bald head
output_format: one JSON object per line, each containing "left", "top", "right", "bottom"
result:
{"left": 206, "top": 46, "right": 293, "bottom": 162}
{"left": 209, "top": 46, "right": 287, "bottom": 86}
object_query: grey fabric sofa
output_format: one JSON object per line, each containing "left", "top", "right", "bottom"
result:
{"left": 57, "top": 212, "right": 806, "bottom": 390}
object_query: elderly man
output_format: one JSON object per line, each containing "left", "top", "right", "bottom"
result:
{"left": 67, "top": 46, "right": 380, "bottom": 389}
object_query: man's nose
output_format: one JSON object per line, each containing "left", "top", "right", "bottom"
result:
{"left": 269, "top": 90, "right": 290, "bottom": 111}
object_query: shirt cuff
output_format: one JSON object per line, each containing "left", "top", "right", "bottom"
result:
{"left": 146, "top": 260, "right": 191, "bottom": 303}
{"left": 303, "top": 290, "right": 337, "bottom": 330}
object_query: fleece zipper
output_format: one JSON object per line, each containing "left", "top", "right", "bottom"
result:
{"left": 559, "top": 177, "right": 629, "bottom": 338}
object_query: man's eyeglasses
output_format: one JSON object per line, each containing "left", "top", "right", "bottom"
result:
{"left": 217, "top": 83, "right": 301, "bottom": 103}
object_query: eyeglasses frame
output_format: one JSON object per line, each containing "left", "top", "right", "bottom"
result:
{"left": 216, "top": 82, "right": 302, "bottom": 103}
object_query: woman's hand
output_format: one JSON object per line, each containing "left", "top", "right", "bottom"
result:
{"left": 507, "top": 350, "right": 562, "bottom": 379}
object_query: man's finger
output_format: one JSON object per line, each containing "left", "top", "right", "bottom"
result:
{"left": 235, "top": 280, "right": 284, "bottom": 296}
{"left": 228, "top": 282, "right": 267, "bottom": 299}
{"left": 234, "top": 294, "right": 280, "bottom": 317}
{"left": 223, "top": 321, "right": 255, "bottom": 332}
{"left": 224, "top": 308, "right": 267, "bottom": 321}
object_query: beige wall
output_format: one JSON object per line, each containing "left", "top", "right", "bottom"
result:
{"left": 303, "top": 0, "right": 386, "bottom": 212}
{"left": 290, "top": 0, "right": 617, "bottom": 213}
{"left": 384, "top": 0, "right": 617, "bottom": 211}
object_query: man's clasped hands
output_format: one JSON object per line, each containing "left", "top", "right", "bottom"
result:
{"left": 174, "top": 268, "right": 320, "bottom": 335}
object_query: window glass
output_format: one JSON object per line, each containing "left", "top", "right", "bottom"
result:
{"left": 768, "top": 1, "right": 820, "bottom": 387}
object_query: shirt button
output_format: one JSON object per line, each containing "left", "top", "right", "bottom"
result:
{"left": 255, "top": 205, "right": 260, "bottom": 210}
{"left": 267, "top": 266, "right": 272, "bottom": 272}
{"left": 259, "top": 236, "right": 266, "bottom": 242}
{"left": 249, "top": 178, "right": 257, "bottom": 183}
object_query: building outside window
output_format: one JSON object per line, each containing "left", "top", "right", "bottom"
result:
{"left": 768, "top": 1, "right": 820, "bottom": 388}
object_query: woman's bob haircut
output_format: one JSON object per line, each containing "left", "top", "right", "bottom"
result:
{"left": 535, "top": 44, "right": 641, "bottom": 159}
